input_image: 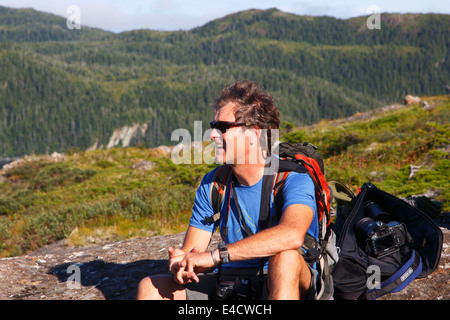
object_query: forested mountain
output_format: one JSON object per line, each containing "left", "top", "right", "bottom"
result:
{"left": 0, "top": 6, "right": 449, "bottom": 157}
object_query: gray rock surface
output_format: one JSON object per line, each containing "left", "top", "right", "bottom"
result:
{"left": 0, "top": 218, "right": 448, "bottom": 300}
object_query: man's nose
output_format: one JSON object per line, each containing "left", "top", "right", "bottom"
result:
{"left": 210, "top": 128, "right": 222, "bottom": 141}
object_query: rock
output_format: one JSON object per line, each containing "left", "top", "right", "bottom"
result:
{"left": 0, "top": 233, "right": 220, "bottom": 300}
{"left": 1, "top": 157, "right": 24, "bottom": 171}
{"left": 422, "top": 101, "right": 432, "bottom": 110}
{"left": 50, "top": 152, "right": 65, "bottom": 162}
{"left": 154, "top": 145, "right": 173, "bottom": 156}
{"left": 0, "top": 223, "right": 448, "bottom": 300}
{"left": 86, "top": 139, "right": 99, "bottom": 152}
{"left": 404, "top": 95, "right": 422, "bottom": 105}
{"left": 107, "top": 123, "right": 148, "bottom": 149}
{"left": 1, "top": 152, "right": 65, "bottom": 173}
{"left": 0, "top": 157, "right": 14, "bottom": 170}
{"left": 131, "top": 160, "right": 155, "bottom": 171}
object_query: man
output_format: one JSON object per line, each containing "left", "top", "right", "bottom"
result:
{"left": 137, "top": 80, "right": 318, "bottom": 300}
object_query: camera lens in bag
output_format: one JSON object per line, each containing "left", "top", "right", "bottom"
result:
{"left": 356, "top": 217, "right": 380, "bottom": 239}
{"left": 364, "top": 201, "right": 390, "bottom": 222}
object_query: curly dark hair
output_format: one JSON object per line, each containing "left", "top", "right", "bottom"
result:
{"left": 213, "top": 80, "right": 280, "bottom": 152}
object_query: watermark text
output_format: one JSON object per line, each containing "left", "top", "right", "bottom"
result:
{"left": 366, "top": 5, "right": 382, "bottom": 29}
{"left": 66, "top": 5, "right": 81, "bottom": 30}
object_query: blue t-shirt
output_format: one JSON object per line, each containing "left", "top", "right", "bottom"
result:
{"left": 189, "top": 166, "right": 318, "bottom": 269}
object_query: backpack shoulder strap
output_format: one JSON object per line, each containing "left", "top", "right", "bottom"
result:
{"left": 258, "top": 171, "right": 275, "bottom": 230}
{"left": 206, "top": 165, "right": 233, "bottom": 225}
{"left": 273, "top": 159, "right": 309, "bottom": 220}
{"left": 207, "top": 164, "right": 276, "bottom": 233}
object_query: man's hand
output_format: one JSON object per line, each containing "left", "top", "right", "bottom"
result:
{"left": 167, "top": 226, "right": 217, "bottom": 285}
{"left": 168, "top": 246, "right": 187, "bottom": 274}
{"left": 170, "top": 247, "right": 216, "bottom": 285}
{"left": 168, "top": 246, "right": 195, "bottom": 285}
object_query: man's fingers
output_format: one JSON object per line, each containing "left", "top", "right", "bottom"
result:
{"left": 175, "top": 272, "right": 184, "bottom": 285}
{"left": 171, "top": 247, "right": 204, "bottom": 285}
{"left": 173, "top": 269, "right": 199, "bottom": 285}
{"left": 168, "top": 247, "right": 175, "bottom": 257}
{"left": 190, "top": 272, "right": 200, "bottom": 283}
{"left": 169, "top": 246, "right": 186, "bottom": 258}
{"left": 190, "top": 246, "right": 200, "bottom": 253}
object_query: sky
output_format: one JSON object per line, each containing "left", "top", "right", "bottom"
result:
{"left": 0, "top": 0, "right": 449, "bottom": 33}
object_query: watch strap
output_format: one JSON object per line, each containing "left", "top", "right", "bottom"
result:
{"left": 210, "top": 249, "right": 219, "bottom": 265}
{"left": 218, "top": 242, "right": 230, "bottom": 264}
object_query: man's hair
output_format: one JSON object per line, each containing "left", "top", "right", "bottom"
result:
{"left": 214, "top": 80, "right": 280, "bottom": 130}
{"left": 213, "top": 80, "right": 280, "bottom": 152}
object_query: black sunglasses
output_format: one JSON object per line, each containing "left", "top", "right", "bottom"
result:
{"left": 209, "top": 121, "right": 247, "bottom": 133}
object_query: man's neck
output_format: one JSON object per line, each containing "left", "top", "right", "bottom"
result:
{"left": 230, "top": 163, "right": 265, "bottom": 186}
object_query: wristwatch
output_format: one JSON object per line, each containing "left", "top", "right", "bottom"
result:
{"left": 218, "top": 242, "right": 230, "bottom": 264}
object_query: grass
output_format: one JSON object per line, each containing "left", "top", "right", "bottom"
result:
{"left": 284, "top": 95, "right": 449, "bottom": 210}
{"left": 0, "top": 95, "right": 448, "bottom": 257}
{"left": 0, "top": 147, "right": 216, "bottom": 257}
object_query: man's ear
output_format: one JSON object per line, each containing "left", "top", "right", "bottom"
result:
{"left": 249, "top": 128, "right": 260, "bottom": 145}
{"left": 258, "top": 128, "right": 269, "bottom": 151}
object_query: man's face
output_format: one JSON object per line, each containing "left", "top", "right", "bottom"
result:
{"left": 210, "top": 102, "right": 254, "bottom": 165}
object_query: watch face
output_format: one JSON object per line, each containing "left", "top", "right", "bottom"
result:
{"left": 219, "top": 242, "right": 230, "bottom": 263}
{"left": 220, "top": 252, "right": 230, "bottom": 264}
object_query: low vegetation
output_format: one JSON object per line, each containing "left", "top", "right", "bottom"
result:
{"left": 284, "top": 95, "right": 449, "bottom": 208}
{"left": 0, "top": 95, "right": 448, "bottom": 257}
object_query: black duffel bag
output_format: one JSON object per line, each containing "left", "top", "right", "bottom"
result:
{"left": 332, "top": 183, "right": 443, "bottom": 300}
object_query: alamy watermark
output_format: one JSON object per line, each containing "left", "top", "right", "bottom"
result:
{"left": 367, "top": 265, "right": 381, "bottom": 290}
{"left": 170, "top": 121, "right": 279, "bottom": 174}
{"left": 66, "top": 5, "right": 81, "bottom": 30}
{"left": 366, "top": 5, "right": 382, "bottom": 30}
{"left": 66, "top": 264, "right": 81, "bottom": 290}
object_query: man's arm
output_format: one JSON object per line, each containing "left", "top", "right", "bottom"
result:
{"left": 225, "top": 203, "right": 313, "bottom": 261}
{"left": 179, "top": 203, "right": 313, "bottom": 280}
{"left": 181, "top": 225, "right": 214, "bottom": 252}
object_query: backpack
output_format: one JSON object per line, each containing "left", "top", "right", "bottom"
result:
{"left": 206, "top": 141, "right": 337, "bottom": 300}
{"left": 332, "top": 182, "right": 444, "bottom": 300}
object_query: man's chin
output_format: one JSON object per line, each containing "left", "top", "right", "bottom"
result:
{"left": 214, "top": 150, "right": 226, "bottom": 164}
{"left": 215, "top": 157, "right": 225, "bottom": 164}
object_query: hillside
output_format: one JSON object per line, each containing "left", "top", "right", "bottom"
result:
{"left": 0, "top": 6, "right": 112, "bottom": 42}
{"left": 0, "top": 6, "right": 449, "bottom": 157}
{"left": 0, "top": 94, "right": 448, "bottom": 259}
{"left": 286, "top": 95, "right": 449, "bottom": 199}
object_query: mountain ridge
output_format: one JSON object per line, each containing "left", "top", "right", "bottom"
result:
{"left": 0, "top": 6, "right": 449, "bottom": 158}
{"left": 0, "top": 5, "right": 113, "bottom": 42}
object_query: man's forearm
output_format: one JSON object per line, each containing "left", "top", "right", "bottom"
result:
{"left": 225, "top": 223, "right": 303, "bottom": 262}
{"left": 223, "top": 204, "right": 313, "bottom": 263}
{"left": 181, "top": 205, "right": 313, "bottom": 271}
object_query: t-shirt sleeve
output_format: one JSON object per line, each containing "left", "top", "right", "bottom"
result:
{"left": 282, "top": 172, "right": 317, "bottom": 216}
{"left": 189, "top": 169, "right": 217, "bottom": 233}
{"left": 281, "top": 172, "right": 319, "bottom": 240}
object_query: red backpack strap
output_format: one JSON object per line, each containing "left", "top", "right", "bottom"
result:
{"left": 206, "top": 165, "right": 233, "bottom": 225}
{"left": 290, "top": 154, "right": 331, "bottom": 228}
